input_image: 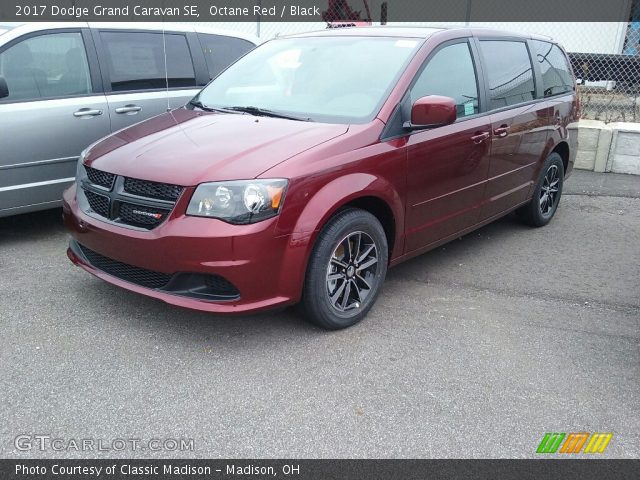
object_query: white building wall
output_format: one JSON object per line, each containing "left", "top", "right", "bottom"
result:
{"left": 195, "top": 0, "right": 633, "bottom": 54}
{"left": 467, "top": 22, "right": 628, "bottom": 54}
{"left": 198, "top": 21, "right": 629, "bottom": 54}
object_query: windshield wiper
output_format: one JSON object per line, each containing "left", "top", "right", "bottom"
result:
{"left": 225, "top": 106, "right": 310, "bottom": 122}
{"left": 188, "top": 100, "right": 239, "bottom": 114}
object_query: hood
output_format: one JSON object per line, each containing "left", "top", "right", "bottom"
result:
{"left": 86, "top": 108, "right": 349, "bottom": 186}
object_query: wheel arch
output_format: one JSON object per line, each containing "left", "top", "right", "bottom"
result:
{"left": 292, "top": 173, "right": 404, "bottom": 262}
{"left": 276, "top": 173, "right": 403, "bottom": 305}
{"left": 339, "top": 196, "right": 397, "bottom": 257}
{"left": 551, "top": 140, "right": 570, "bottom": 174}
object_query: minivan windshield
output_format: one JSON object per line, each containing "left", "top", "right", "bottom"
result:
{"left": 193, "top": 36, "right": 423, "bottom": 123}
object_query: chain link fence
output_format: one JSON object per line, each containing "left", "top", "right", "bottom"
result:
{"left": 569, "top": 10, "right": 640, "bottom": 123}
{"left": 571, "top": 52, "right": 640, "bottom": 123}
{"left": 198, "top": 2, "right": 640, "bottom": 124}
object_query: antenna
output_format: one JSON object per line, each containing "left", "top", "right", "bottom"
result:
{"left": 161, "top": 21, "right": 170, "bottom": 112}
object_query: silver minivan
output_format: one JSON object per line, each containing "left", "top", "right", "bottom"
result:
{"left": 0, "top": 22, "right": 256, "bottom": 217}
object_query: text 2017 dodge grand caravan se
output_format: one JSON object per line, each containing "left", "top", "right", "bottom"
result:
{"left": 63, "top": 27, "right": 578, "bottom": 329}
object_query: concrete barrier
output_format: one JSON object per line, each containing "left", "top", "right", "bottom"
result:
{"left": 570, "top": 120, "right": 640, "bottom": 175}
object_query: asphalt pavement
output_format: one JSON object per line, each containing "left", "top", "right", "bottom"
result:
{"left": 0, "top": 170, "right": 638, "bottom": 458}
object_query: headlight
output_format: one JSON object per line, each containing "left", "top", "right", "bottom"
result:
{"left": 187, "top": 179, "right": 288, "bottom": 224}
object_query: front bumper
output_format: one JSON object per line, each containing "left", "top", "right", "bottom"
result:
{"left": 63, "top": 184, "right": 306, "bottom": 314}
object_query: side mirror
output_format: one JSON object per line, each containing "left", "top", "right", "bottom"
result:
{"left": 0, "top": 77, "right": 8, "bottom": 99}
{"left": 404, "top": 95, "right": 456, "bottom": 130}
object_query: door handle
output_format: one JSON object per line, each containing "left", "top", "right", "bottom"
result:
{"left": 471, "top": 132, "right": 490, "bottom": 144}
{"left": 494, "top": 125, "right": 510, "bottom": 137}
{"left": 115, "top": 105, "right": 142, "bottom": 115}
{"left": 73, "top": 108, "right": 103, "bottom": 118}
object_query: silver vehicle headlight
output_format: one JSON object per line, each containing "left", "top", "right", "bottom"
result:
{"left": 187, "top": 179, "right": 288, "bottom": 224}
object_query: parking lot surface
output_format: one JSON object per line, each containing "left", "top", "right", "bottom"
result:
{"left": 1, "top": 170, "right": 638, "bottom": 458}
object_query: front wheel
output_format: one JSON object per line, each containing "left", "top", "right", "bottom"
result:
{"left": 302, "top": 208, "right": 388, "bottom": 330}
{"left": 517, "top": 152, "right": 564, "bottom": 227}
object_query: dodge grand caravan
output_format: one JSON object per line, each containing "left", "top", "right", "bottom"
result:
{"left": 63, "top": 27, "right": 578, "bottom": 329}
{"left": 0, "top": 22, "right": 255, "bottom": 217}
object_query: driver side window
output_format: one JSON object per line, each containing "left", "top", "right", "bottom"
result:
{"left": 411, "top": 42, "right": 479, "bottom": 118}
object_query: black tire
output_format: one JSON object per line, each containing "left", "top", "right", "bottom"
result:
{"left": 517, "top": 152, "right": 564, "bottom": 227}
{"left": 302, "top": 208, "right": 388, "bottom": 330}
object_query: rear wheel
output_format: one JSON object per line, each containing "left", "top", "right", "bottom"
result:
{"left": 518, "top": 152, "right": 564, "bottom": 227}
{"left": 302, "top": 208, "right": 388, "bottom": 330}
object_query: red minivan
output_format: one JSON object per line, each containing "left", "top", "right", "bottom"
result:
{"left": 63, "top": 27, "right": 578, "bottom": 329}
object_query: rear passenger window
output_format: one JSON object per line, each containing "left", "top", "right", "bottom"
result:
{"left": 411, "top": 42, "right": 479, "bottom": 118}
{"left": 479, "top": 40, "right": 535, "bottom": 109}
{"left": 198, "top": 34, "right": 254, "bottom": 80}
{"left": 532, "top": 40, "right": 574, "bottom": 97}
{"left": 100, "top": 31, "right": 196, "bottom": 91}
{"left": 0, "top": 32, "right": 91, "bottom": 101}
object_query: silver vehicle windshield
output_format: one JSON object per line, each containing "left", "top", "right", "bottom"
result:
{"left": 193, "top": 36, "right": 423, "bottom": 123}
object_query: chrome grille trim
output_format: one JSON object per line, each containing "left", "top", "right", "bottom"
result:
{"left": 79, "top": 165, "right": 183, "bottom": 230}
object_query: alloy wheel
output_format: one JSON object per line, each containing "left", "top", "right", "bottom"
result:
{"left": 326, "top": 231, "right": 378, "bottom": 313}
{"left": 539, "top": 164, "right": 560, "bottom": 216}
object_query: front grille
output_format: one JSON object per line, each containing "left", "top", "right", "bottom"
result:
{"left": 75, "top": 242, "right": 241, "bottom": 301}
{"left": 79, "top": 244, "right": 172, "bottom": 289}
{"left": 118, "top": 202, "right": 170, "bottom": 228}
{"left": 80, "top": 166, "right": 182, "bottom": 230}
{"left": 124, "top": 177, "right": 183, "bottom": 202}
{"left": 85, "top": 166, "right": 115, "bottom": 189}
{"left": 205, "top": 275, "right": 240, "bottom": 297}
{"left": 84, "top": 190, "right": 110, "bottom": 218}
